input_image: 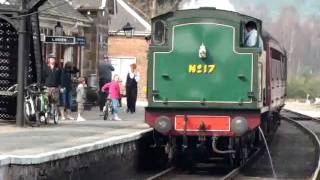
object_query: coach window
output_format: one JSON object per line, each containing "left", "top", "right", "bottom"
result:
{"left": 153, "top": 20, "right": 165, "bottom": 45}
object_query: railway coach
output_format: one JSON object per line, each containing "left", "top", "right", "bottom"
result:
{"left": 145, "top": 8, "right": 287, "bottom": 166}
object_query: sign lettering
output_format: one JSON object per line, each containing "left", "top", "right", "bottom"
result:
{"left": 44, "top": 36, "right": 86, "bottom": 46}
{"left": 188, "top": 64, "right": 216, "bottom": 74}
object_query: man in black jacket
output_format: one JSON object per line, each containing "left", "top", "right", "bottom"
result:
{"left": 44, "top": 55, "right": 62, "bottom": 120}
{"left": 98, "top": 55, "right": 114, "bottom": 112}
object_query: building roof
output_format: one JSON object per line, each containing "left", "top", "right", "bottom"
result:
{"left": 109, "top": 0, "right": 151, "bottom": 35}
{"left": 70, "top": 0, "right": 107, "bottom": 10}
{"left": 39, "top": 0, "right": 91, "bottom": 23}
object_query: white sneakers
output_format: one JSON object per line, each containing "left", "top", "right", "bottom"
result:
{"left": 61, "top": 116, "right": 75, "bottom": 121}
{"left": 67, "top": 115, "right": 75, "bottom": 120}
{"left": 113, "top": 114, "right": 122, "bottom": 121}
{"left": 77, "top": 116, "right": 86, "bottom": 122}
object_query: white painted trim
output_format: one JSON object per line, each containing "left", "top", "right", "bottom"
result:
{"left": 100, "top": 0, "right": 107, "bottom": 9}
{"left": 109, "top": 31, "right": 151, "bottom": 36}
{"left": 0, "top": 128, "right": 152, "bottom": 166}
{"left": 108, "top": 56, "right": 137, "bottom": 60}
{"left": 152, "top": 22, "right": 254, "bottom": 104}
{"left": 117, "top": 0, "right": 151, "bottom": 31}
{"left": 39, "top": 17, "right": 91, "bottom": 27}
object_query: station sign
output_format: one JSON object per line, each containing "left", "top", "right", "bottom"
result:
{"left": 75, "top": 37, "right": 86, "bottom": 46}
{"left": 44, "top": 36, "right": 86, "bottom": 46}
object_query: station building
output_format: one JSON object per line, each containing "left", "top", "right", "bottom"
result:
{"left": 39, "top": 0, "right": 109, "bottom": 79}
{"left": 108, "top": 0, "right": 151, "bottom": 100}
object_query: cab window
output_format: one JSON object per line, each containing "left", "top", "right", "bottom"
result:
{"left": 153, "top": 20, "right": 165, "bottom": 45}
{"left": 241, "top": 21, "right": 264, "bottom": 51}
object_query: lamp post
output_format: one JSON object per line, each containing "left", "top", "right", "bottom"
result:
{"left": 54, "top": 22, "right": 63, "bottom": 64}
{"left": 122, "top": 22, "right": 135, "bottom": 38}
{"left": 16, "top": 0, "right": 27, "bottom": 127}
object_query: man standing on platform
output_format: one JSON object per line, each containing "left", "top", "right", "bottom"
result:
{"left": 99, "top": 55, "right": 114, "bottom": 112}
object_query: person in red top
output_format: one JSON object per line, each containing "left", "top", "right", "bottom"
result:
{"left": 101, "top": 74, "right": 122, "bottom": 121}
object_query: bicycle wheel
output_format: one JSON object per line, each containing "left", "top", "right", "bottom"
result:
{"left": 107, "top": 101, "right": 112, "bottom": 120}
{"left": 103, "top": 102, "right": 110, "bottom": 120}
{"left": 53, "top": 105, "right": 59, "bottom": 124}
{"left": 24, "top": 102, "right": 31, "bottom": 124}
{"left": 44, "top": 112, "right": 48, "bottom": 124}
{"left": 25, "top": 101, "right": 37, "bottom": 124}
{"left": 35, "top": 112, "right": 40, "bottom": 127}
{"left": 103, "top": 100, "right": 112, "bottom": 120}
{"left": 103, "top": 106, "right": 109, "bottom": 120}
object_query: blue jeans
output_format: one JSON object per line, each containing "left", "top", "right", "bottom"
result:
{"left": 111, "top": 99, "right": 119, "bottom": 114}
{"left": 62, "top": 88, "right": 73, "bottom": 110}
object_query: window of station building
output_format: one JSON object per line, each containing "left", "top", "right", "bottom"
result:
{"left": 108, "top": 0, "right": 117, "bottom": 15}
{"left": 153, "top": 20, "right": 165, "bottom": 45}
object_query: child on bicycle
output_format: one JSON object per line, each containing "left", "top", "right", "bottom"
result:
{"left": 101, "top": 74, "right": 122, "bottom": 121}
{"left": 76, "top": 77, "right": 86, "bottom": 122}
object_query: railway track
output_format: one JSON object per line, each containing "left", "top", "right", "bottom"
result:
{"left": 146, "top": 135, "right": 264, "bottom": 180}
{"left": 146, "top": 166, "right": 239, "bottom": 180}
{"left": 281, "top": 109, "right": 320, "bottom": 180}
{"left": 145, "top": 109, "right": 320, "bottom": 180}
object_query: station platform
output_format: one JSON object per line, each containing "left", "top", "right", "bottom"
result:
{"left": 285, "top": 101, "right": 320, "bottom": 118}
{"left": 0, "top": 105, "right": 151, "bottom": 166}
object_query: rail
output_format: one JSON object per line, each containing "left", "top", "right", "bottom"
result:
{"left": 281, "top": 109, "right": 320, "bottom": 180}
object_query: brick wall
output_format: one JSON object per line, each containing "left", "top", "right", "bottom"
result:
{"left": 108, "top": 35, "right": 149, "bottom": 101}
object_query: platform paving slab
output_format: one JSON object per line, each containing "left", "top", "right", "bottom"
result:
{"left": 285, "top": 101, "right": 320, "bottom": 118}
{"left": 0, "top": 106, "right": 151, "bottom": 166}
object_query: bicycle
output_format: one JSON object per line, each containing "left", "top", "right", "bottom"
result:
{"left": 46, "top": 87, "right": 60, "bottom": 124}
{"left": 24, "top": 84, "right": 41, "bottom": 126}
{"left": 5, "top": 83, "right": 44, "bottom": 126}
{"left": 3, "top": 84, "right": 57, "bottom": 126}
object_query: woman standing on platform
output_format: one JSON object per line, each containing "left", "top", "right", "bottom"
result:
{"left": 125, "top": 63, "right": 139, "bottom": 113}
{"left": 61, "top": 62, "right": 78, "bottom": 120}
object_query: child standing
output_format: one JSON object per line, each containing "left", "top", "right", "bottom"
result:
{"left": 101, "top": 74, "right": 122, "bottom": 121}
{"left": 76, "top": 77, "right": 86, "bottom": 122}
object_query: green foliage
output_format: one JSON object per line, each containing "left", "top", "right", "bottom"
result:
{"left": 287, "top": 76, "right": 320, "bottom": 99}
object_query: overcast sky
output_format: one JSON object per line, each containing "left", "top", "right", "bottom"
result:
{"left": 179, "top": 0, "right": 320, "bottom": 19}
{"left": 231, "top": 0, "right": 320, "bottom": 17}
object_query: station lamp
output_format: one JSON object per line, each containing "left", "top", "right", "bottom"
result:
{"left": 54, "top": 21, "right": 64, "bottom": 36}
{"left": 122, "top": 22, "right": 135, "bottom": 38}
